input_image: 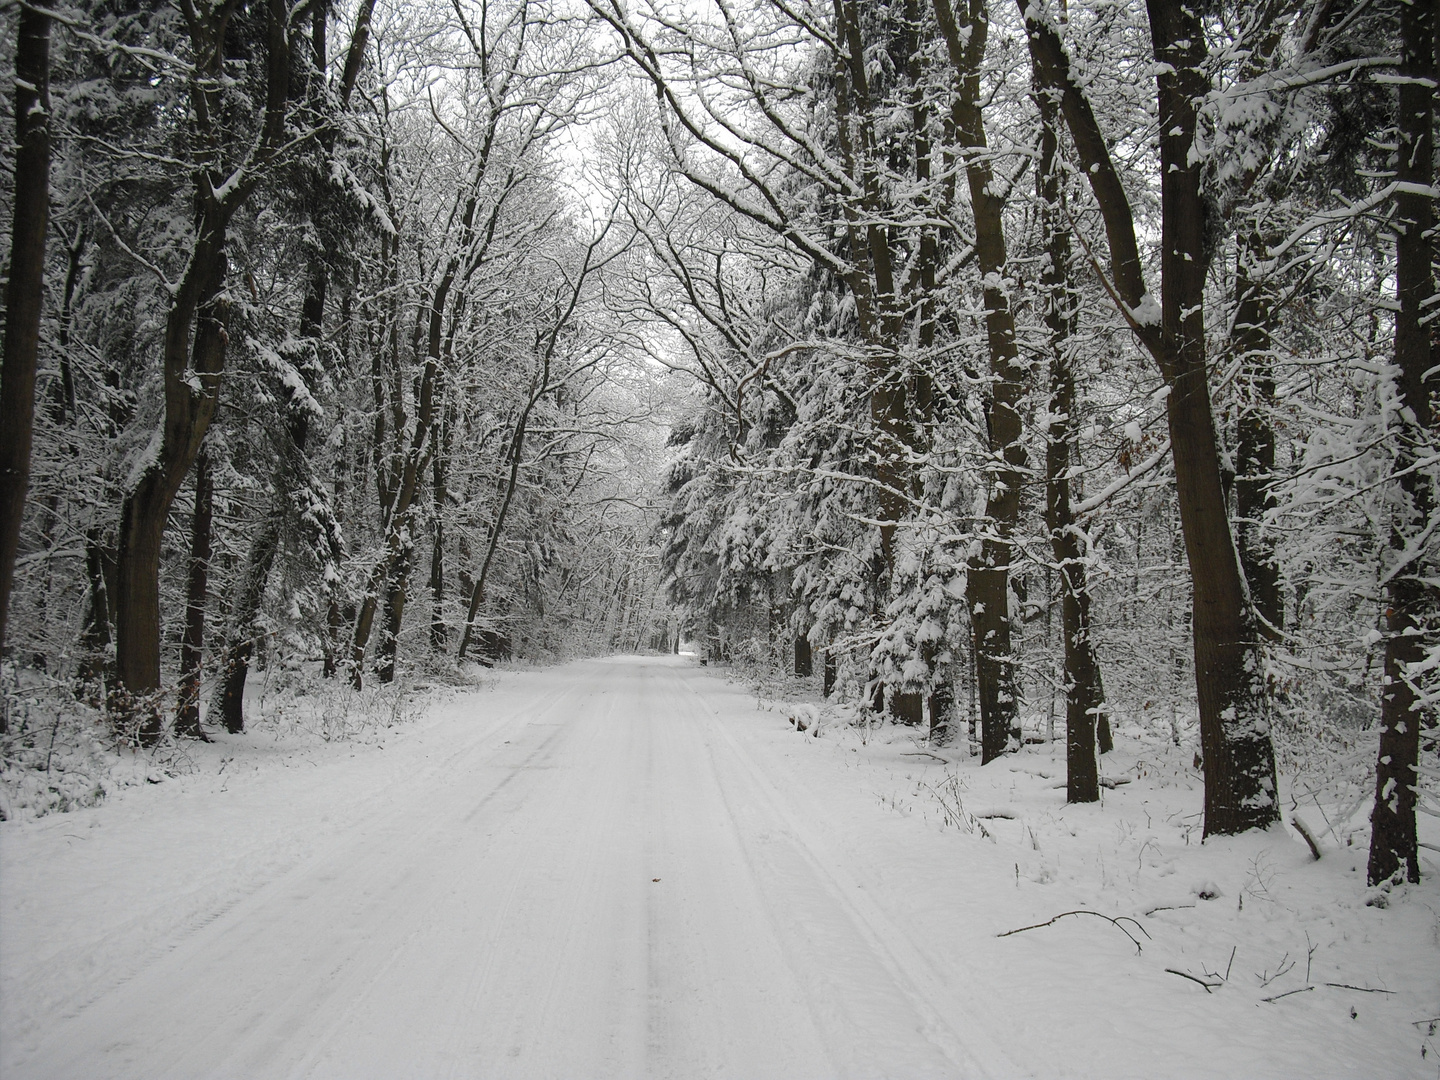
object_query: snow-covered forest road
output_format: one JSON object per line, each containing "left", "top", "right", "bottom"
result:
{"left": 2, "top": 657, "right": 1010, "bottom": 1078}
{"left": 5, "top": 657, "right": 1437, "bottom": 1079}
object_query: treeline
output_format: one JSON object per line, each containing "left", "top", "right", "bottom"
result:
{"left": 0, "top": 0, "right": 668, "bottom": 752}
{"left": 588, "top": 0, "right": 1438, "bottom": 884}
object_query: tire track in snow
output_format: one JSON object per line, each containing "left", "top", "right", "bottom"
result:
{"left": 3, "top": 669, "right": 602, "bottom": 1078}
{"left": 670, "top": 666, "right": 1021, "bottom": 1078}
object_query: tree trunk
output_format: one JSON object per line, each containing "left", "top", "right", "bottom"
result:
{"left": 795, "top": 634, "right": 812, "bottom": 677}
{"left": 114, "top": 213, "right": 231, "bottom": 740}
{"left": 1020, "top": 0, "right": 1278, "bottom": 834}
{"left": 429, "top": 402, "right": 454, "bottom": 653}
{"left": 78, "top": 530, "right": 116, "bottom": 693}
{"left": 1234, "top": 225, "right": 1282, "bottom": 634}
{"left": 934, "top": 0, "right": 1025, "bottom": 764}
{"left": 1035, "top": 82, "right": 1105, "bottom": 804}
{"left": 214, "top": 515, "right": 280, "bottom": 734}
{"left": 175, "top": 447, "right": 213, "bottom": 739}
{"left": 1148, "top": 0, "right": 1278, "bottom": 836}
{"left": 376, "top": 540, "right": 412, "bottom": 684}
{"left": 0, "top": 6, "right": 52, "bottom": 699}
{"left": 1369, "top": 0, "right": 1435, "bottom": 887}
{"left": 459, "top": 411, "right": 528, "bottom": 660}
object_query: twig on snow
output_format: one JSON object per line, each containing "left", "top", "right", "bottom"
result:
{"left": 1166, "top": 968, "right": 1224, "bottom": 992}
{"left": 1144, "top": 902, "right": 1197, "bottom": 916}
{"left": 997, "top": 910, "right": 1151, "bottom": 954}
{"left": 1261, "top": 986, "right": 1314, "bottom": 1003}
{"left": 902, "top": 751, "right": 948, "bottom": 762}
{"left": 1325, "top": 983, "right": 1396, "bottom": 994}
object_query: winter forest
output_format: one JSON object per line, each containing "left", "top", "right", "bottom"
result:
{"left": 3, "top": 0, "right": 1440, "bottom": 1072}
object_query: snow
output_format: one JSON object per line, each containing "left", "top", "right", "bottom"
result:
{"left": 1131, "top": 293, "right": 1163, "bottom": 328}
{"left": 3, "top": 656, "right": 1438, "bottom": 1078}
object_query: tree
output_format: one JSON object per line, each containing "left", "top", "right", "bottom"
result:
{"left": 933, "top": 0, "right": 1028, "bottom": 763}
{"left": 1368, "top": 0, "right": 1435, "bottom": 887}
{"left": 111, "top": 0, "right": 309, "bottom": 733}
{"left": 0, "top": 3, "right": 52, "bottom": 717}
{"left": 1019, "top": 0, "right": 1280, "bottom": 834}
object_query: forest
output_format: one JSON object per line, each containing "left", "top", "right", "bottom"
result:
{"left": 1, "top": 0, "right": 1438, "bottom": 893}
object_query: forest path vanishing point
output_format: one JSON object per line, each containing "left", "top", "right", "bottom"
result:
{"left": 1, "top": 657, "right": 1015, "bottom": 1079}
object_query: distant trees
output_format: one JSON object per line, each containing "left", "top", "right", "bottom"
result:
{"left": 0, "top": 0, "right": 664, "bottom": 741}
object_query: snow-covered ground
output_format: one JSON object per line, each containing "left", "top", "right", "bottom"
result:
{"left": 2, "top": 656, "right": 1437, "bottom": 1078}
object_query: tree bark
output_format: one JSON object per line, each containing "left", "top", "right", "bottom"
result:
{"left": 0, "top": 6, "right": 52, "bottom": 698}
{"left": 795, "top": 634, "right": 813, "bottom": 677}
{"left": 214, "top": 515, "right": 280, "bottom": 734}
{"left": 113, "top": 0, "right": 299, "bottom": 730}
{"left": 376, "top": 541, "right": 412, "bottom": 683}
{"left": 1020, "top": 0, "right": 1278, "bottom": 834}
{"left": 114, "top": 204, "right": 230, "bottom": 729}
{"left": 175, "top": 447, "right": 213, "bottom": 739}
{"left": 1035, "top": 81, "right": 1105, "bottom": 804}
{"left": 934, "top": 0, "right": 1025, "bottom": 764}
{"left": 459, "top": 410, "right": 528, "bottom": 660}
{"left": 1368, "top": 0, "right": 1435, "bottom": 887}
{"left": 1149, "top": 0, "right": 1278, "bottom": 836}
{"left": 1234, "top": 225, "right": 1282, "bottom": 634}
{"left": 77, "top": 530, "right": 116, "bottom": 692}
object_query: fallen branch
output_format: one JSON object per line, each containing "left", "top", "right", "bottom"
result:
{"left": 1166, "top": 968, "right": 1224, "bottom": 992}
{"left": 1261, "top": 986, "right": 1314, "bottom": 1003}
{"left": 1144, "top": 901, "right": 1197, "bottom": 916}
{"left": 1290, "top": 814, "right": 1322, "bottom": 860}
{"left": 1325, "top": 983, "right": 1395, "bottom": 994}
{"left": 997, "top": 910, "right": 1151, "bottom": 954}
{"left": 902, "top": 751, "right": 948, "bottom": 762}
{"left": 1099, "top": 777, "right": 1131, "bottom": 789}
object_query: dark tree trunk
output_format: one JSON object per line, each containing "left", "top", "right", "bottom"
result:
{"left": 77, "top": 531, "right": 116, "bottom": 693}
{"left": 212, "top": 370, "right": 319, "bottom": 723}
{"left": 934, "top": 0, "right": 1025, "bottom": 764}
{"left": 175, "top": 447, "right": 213, "bottom": 739}
{"left": 892, "top": 692, "right": 924, "bottom": 726}
{"left": 794, "top": 634, "right": 812, "bottom": 677}
{"left": 0, "top": 6, "right": 52, "bottom": 700}
{"left": 823, "top": 649, "right": 837, "bottom": 698}
{"left": 112, "top": 0, "right": 299, "bottom": 729}
{"left": 1234, "top": 226, "right": 1282, "bottom": 634}
{"left": 429, "top": 401, "right": 454, "bottom": 653}
{"left": 1369, "top": 0, "right": 1435, "bottom": 887}
{"left": 1149, "top": 0, "right": 1278, "bottom": 836}
{"left": 459, "top": 411, "right": 528, "bottom": 660}
{"left": 928, "top": 680, "right": 954, "bottom": 743}
{"left": 1036, "top": 82, "right": 1104, "bottom": 804}
{"left": 376, "top": 546, "right": 411, "bottom": 683}
{"left": 429, "top": 509, "right": 446, "bottom": 652}
{"left": 215, "top": 516, "right": 281, "bottom": 734}
{"left": 1021, "top": 0, "right": 1279, "bottom": 834}
{"left": 114, "top": 206, "right": 231, "bottom": 737}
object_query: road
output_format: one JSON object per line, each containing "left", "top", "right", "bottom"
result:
{"left": 2, "top": 658, "right": 1003, "bottom": 1079}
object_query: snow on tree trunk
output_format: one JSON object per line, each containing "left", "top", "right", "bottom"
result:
{"left": 0, "top": 6, "right": 51, "bottom": 709}
{"left": 1368, "top": 0, "right": 1435, "bottom": 888}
